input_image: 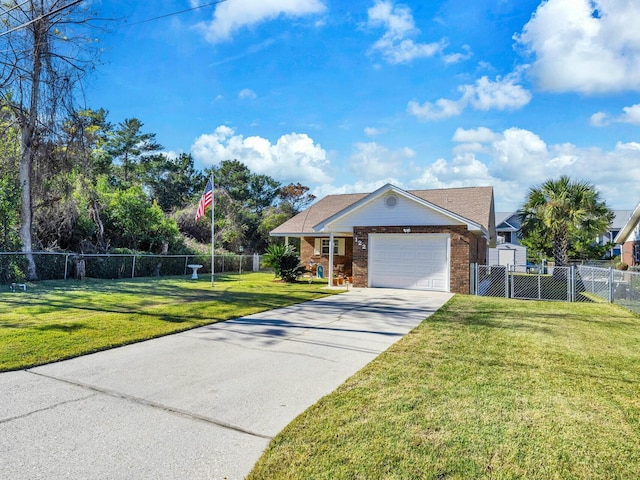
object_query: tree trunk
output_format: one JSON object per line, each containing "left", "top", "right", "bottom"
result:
{"left": 91, "top": 195, "right": 107, "bottom": 251}
{"left": 553, "top": 226, "right": 568, "bottom": 267}
{"left": 17, "top": 8, "right": 46, "bottom": 281}
{"left": 153, "top": 241, "right": 169, "bottom": 276}
{"left": 18, "top": 128, "right": 37, "bottom": 279}
{"left": 74, "top": 257, "right": 86, "bottom": 280}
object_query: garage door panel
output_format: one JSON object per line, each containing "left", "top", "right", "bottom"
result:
{"left": 369, "top": 234, "right": 450, "bottom": 292}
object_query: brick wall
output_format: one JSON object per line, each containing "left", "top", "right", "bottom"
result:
{"left": 621, "top": 240, "right": 640, "bottom": 266}
{"left": 352, "top": 226, "right": 486, "bottom": 294}
{"left": 300, "top": 237, "right": 353, "bottom": 277}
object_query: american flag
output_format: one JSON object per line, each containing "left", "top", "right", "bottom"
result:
{"left": 195, "top": 179, "right": 213, "bottom": 221}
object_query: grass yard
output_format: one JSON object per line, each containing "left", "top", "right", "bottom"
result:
{"left": 249, "top": 295, "right": 640, "bottom": 480}
{"left": 0, "top": 272, "right": 337, "bottom": 372}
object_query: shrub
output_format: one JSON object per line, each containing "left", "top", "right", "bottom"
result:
{"left": 263, "top": 244, "right": 307, "bottom": 282}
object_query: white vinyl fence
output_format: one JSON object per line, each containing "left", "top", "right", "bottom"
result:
{"left": 471, "top": 264, "right": 640, "bottom": 314}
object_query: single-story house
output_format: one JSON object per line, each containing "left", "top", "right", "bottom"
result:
{"left": 614, "top": 203, "right": 640, "bottom": 266}
{"left": 270, "top": 183, "right": 496, "bottom": 293}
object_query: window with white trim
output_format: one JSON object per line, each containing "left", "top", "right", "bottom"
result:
{"left": 314, "top": 238, "right": 346, "bottom": 256}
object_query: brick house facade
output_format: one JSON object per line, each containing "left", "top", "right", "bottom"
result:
{"left": 272, "top": 184, "right": 495, "bottom": 294}
{"left": 351, "top": 225, "right": 486, "bottom": 293}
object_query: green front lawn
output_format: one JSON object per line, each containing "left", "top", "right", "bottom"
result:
{"left": 0, "top": 273, "right": 337, "bottom": 372}
{"left": 249, "top": 295, "right": 640, "bottom": 479}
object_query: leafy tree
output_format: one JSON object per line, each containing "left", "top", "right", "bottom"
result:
{"left": 64, "top": 109, "right": 114, "bottom": 251}
{"left": 0, "top": 0, "right": 102, "bottom": 278}
{"left": 106, "top": 118, "right": 162, "bottom": 184}
{"left": 104, "top": 184, "right": 179, "bottom": 252}
{"left": 259, "top": 183, "right": 316, "bottom": 246}
{"left": 278, "top": 182, "right": 316, "bottom": 216}
{"left": 0, "top": 113, "right": 21, "bottom": 252}
{"left": 518, "top": 176, "right": 613, "bottom": 266}
{"left": 141, "top": 153, "right": 204, "bottom": 213}
{"left": 211, "top": 160, "right": 280, "bottom": 213}
{"left": 207, "top": 160, "right": 280, "bottom": 252}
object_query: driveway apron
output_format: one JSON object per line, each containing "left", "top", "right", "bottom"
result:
{"left": 0, "top": 288, "right": 452, "bottom": 479}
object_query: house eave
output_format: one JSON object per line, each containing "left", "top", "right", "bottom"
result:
{"left": 614, "top": 203, "right": 640, "bottom": 243}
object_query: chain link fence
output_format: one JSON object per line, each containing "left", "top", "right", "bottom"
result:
{"left": 0, "top": 252, "right": 263, "bottom": 285}
{"left": 471, "top": 264, "right": 640, "bottom": 314}
{"left": 472, "top": 265, "right": 574, "bottom": 302}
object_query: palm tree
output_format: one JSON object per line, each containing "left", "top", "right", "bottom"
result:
{"left": 518, "top": 176, "right": 613, "bottom": 267}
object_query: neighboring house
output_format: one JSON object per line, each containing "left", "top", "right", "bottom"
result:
{"left": 497, "top": 209, "right": 631, "bottom": 259}
{"left": 495, "top": 211, "right": 522, "bottom": 245}
{"left": 600, "top": 209, "right": 633, "bottom": 259}
{"left": 614, "top": 204, "right": 640, "bottom": 266}
{"left": 270, "top": 183, "right": 496, "bottom": 294}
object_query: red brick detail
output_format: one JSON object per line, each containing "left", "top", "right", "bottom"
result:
{"left": 621, "top": 240, "right": 640, "bottom": 266}
{"left": 300, "top": 237, "right": 353, "bottom": 277}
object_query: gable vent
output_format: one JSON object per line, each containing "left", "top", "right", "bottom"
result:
{"left": 385, "top": 194, "right": 398, "bottom": 208}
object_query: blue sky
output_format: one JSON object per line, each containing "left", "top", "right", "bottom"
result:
{"left": 86, "top": 0, "right": 640, "bottom": 211}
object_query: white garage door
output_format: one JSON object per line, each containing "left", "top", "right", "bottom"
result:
{"left": 369, "top": 234, "right": 450, "bottom": 291}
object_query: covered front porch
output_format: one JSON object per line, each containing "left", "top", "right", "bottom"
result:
{"left": 285, "top": 233, "right": 354, "bottom": 288}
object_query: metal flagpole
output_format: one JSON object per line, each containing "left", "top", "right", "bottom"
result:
{"left": 211, "top": 173, "right": 216, "bottom": 287}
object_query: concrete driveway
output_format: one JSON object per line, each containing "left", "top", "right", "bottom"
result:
{"left": 0, "top": 288, "right": 452, "bottom": 480}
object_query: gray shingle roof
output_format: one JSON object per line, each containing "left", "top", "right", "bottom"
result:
{"left": 271, "top": 186, "right": 494, "bottom": 235}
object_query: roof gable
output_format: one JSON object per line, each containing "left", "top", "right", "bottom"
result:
{"left": 314, "top": 184, "right": 482, "bottom": 233}
{"left": 496, "top": 212, "right": 521, "bottom": 231}
{"left": 271, "top": 183, "right": 495, "bottom": 243}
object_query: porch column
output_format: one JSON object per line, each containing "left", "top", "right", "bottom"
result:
{"left": 328, "top": 232, "right": 334, "bottom": 287}
{"left": 285, "top": 236, "right": 289, "bottom": 246}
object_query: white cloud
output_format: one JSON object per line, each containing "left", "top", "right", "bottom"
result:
{"left": 443, "top": 45, "right": 472, "bottom": 65}
{"left": 162, "top": 150, "right": 180, "bottom": 160}
{"left": 196, "top": 0, "right": 326, "bottom": 43}
{"left": 463, "top": 74, "right": 531, "bottom": 111}
{"left": 367, "top": 0, "right": 445, "bottom": 64}
{"left": 307, "top": 128, "right": 640, "bottom": 210}
{"left": 407, "top": 97, "right": 465, "bottom": 120}
{"left": 491, "top": 128, "right": 549, "bottom": 180}
{"left": 452, "top": 127, "right": 501, "bottom": 155}
{"left": 348, "top": 142, "right": 415, "bottom": 181}
{"left": 408, "top": 74, "right": 531, "bottom": 120}
{"left": 620, "top": 104, "right": 640, "bottom": 124}
{"left": 410, "top": 126, "right": 640, "bottom": 209}
{"left": 312, "top": 178, "right": 403, "bottom": 199}
{"left": 452, "top": 127, "right": 501, "bottom": 143}
{"left": 191, "top": 126, "right": 331, "bottom": 184}
{"left": 591, "top": 104, "right": 640, "bottom": 127}
{"left": 364, "top": 126, "right": 386, "bottom": 136}
{"left": 411, "top": 153, "right": 494, "bottom": 189}
{"left": 238, "top": 88, "right": 257, "bottom": 100}
{"left": 590, "top": 111, "right": 610, "bottom": 127}
{"left": 516, "top": 0, "right": 640, "bottom": 93}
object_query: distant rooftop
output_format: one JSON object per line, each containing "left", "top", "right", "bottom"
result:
{"left": 496, "top": 210, "right": 633, "bottom": 231}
